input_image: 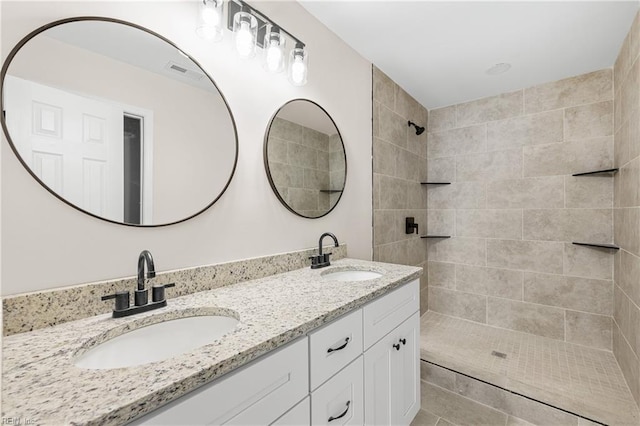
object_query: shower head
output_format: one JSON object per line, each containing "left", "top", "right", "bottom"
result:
{"left": 408, "top": 120, "right": 425, "bottom": 135}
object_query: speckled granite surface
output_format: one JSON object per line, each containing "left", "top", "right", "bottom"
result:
{"left": 2, "top": 245, "right": 347, "bottom": 336}
{"left": 2, "top": 258, "right": 421, "bottom": 425}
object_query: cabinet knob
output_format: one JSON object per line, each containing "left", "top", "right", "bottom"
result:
{"left": 393, "top": 343, "right": 401, "bottom": 351}
{"left": 400, "top": 338, "right": 407, "bottom": 345}
{"left": 327, "top": 337, "right": 350, "bottom": 353}
{"left": 328, "top": 400, "right": 351, "bottom": 422}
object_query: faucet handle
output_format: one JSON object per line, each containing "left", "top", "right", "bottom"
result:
{"left": 101, "top": 291, "right": 130, "bottom": 311}
{"left": 152, "top": 283, "right": 176, "bottom": 303}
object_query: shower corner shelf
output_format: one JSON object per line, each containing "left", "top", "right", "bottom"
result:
{"left": 420, "top": 182, "right": 451, "bottom": 185}
{"left": 319, "top": 189, "right": 343, "bottom": 193}
{"left": 420, "top": 235, "right": 451, "bottom": 239}
{"left": 572, "top": 242, "right": 620, "bottom": 250}
{"left": 572, "top": 168, "right": 618, "bottom": 176}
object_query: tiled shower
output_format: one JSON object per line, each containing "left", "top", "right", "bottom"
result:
{"left": 373, "top": 10, "right": 640, "bottom": 426}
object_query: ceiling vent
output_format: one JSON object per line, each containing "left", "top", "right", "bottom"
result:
{"left": 164, "top": 61, "right": 205, "bottom": 81}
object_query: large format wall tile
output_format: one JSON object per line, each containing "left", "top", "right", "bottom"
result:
{"left": 615, "top": 208, "right": 640, "bottom": 256}
{"left": 613, "top": 323, "right": 640, "bottom": 404}
{"left": 427, "top": 157, "right": 455, "bottom": 182}
{"left": 428, "top": 125, "right": 486, "bottom": 158}
{"left": 456, "top": 90, "right": 523, "bottom": 127}
{"left": 428, "top": 105, "right": 456, "bottom": 133}
{"left": 456, "top": 209, "right": 522, "bottom": 239}
{"left": 428, "top": 182, "right": 486, "bottom": 209}
{"left": 522, "top": 209, "right": 612, "bottom": 243}
{"left": 487, "top": 177, "right": 564, "bottom": 209}
{"left": 564, "top": 243, "right": 614, "bottom": 280}
{"left": 565, "top": 310, "right": 612, "bottom": 350}
{"left": 620, "top": 250, "right": 640, "bottom": 307}
{"left": 524, "top": 69, "right": 612, "bottom": 114}
{"left": 456, "top": 150, "right": 522, "bottom": 182}
{"left": 427, "top": 237, "right": 487, "bottom": 266}
{"left": 524, "top": 272, "right": 612, "bottom": 315}
{"left": 523, "top": 137, "right": 613, "bottom": 177}
{"left": 456, "top": 264, "right": 523, "bottom": 300}
{"left": 429, "top": 287, "right": 487, "bottom": 323}
{"left": 564, "top": 101, "right": 614, "bottom": 140}
{"left": 487, "top": 298, "right": 565, "bottom": 340}
{"left": 487, "top": 110, "right": 564, "bottom": 151}
{"left": 428, "top": 261, "right": 456, "bottom": 289}
{"left": 378, "top": 104, "right": 408, "bottom": 148}
{"left": 565, "top": 176, "right": 613, "bottom": 209}
{"left": 428, "top": 210, "right": 455, "bottom": 236}
{"left": 487, "top": 240, "right": 564, "bottom": 274}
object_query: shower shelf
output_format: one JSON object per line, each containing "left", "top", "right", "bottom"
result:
{"left": 421, "top": 182, "right": 451, "bottom": 185}
{"left": 421, "top": 235, "right": 451, "bottom": 239}
{"left": 572, "top": 242, "right": 620, "bottom": 250}
{"left": 572, "top": 168, "right": 618, "bottom": 176}
{"left": 319, "top": 189, "right": 343, "bottom": 193}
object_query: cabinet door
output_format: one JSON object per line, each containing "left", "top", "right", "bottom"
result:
{"left": 363, "top": 327, "right": 396, "bottom": 425}
{"left": 364, "top": 312, "right": 420, "bottom": 426}
{"left": 129, "top": 337, "right": 308, "bottom": 425}
{"left": 272, "top": 396, "right": 310, "bottom": 425}
{"left": 391, "top": 311, "right": 420, "bottom": 425}
{"left": 311, "top": 356, "right": 364, "bottom": 425}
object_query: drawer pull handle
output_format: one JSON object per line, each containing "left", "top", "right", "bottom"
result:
{"left": 327, "top": 337, "right": 350, "bottom": 353}
{"left": 400, "top": 338, "right": 406, "bottom": 345}
{"left": 328, "top": 400, "right": 351, "bottom": 422}
{"left": 393, "top": 343, "right": 401, "bottom": 351}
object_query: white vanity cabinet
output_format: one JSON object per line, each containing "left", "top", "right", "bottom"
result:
{"left": 130, "top": 279, "right": 420, "bottom": 426}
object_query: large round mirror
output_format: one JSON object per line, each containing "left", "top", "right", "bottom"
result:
{"left": 1, "top": 18, "right": 238, "bottom": 226}
{"left": 264, "top": 99, "right": 346, "bottom": 218}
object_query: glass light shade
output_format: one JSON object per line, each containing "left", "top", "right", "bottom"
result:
{"left": 196, "top": 0, "right": 223, "bottom": 42}
{"left": 263, "top": 30, "right": 286, "bottom": 73}
{"left": 288, "top": 45, "right": 308, "bottom": 86}
{"left": 233, "top": 11, "right": 257, "bottom": 58}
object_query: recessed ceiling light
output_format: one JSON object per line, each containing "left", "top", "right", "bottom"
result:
{"left": 486, "top": 63, "right": 511, "bottom": 75}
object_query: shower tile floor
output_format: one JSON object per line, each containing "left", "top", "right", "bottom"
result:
{"left": 421, "top": 311, "right": 639, "bottom": 425}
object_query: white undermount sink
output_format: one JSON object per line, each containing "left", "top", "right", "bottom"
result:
{"left": 321, "top": 269, "right": 383, "bottom": 282}
{"left": 74, "top": 315, "right": 239, "bottom": 370}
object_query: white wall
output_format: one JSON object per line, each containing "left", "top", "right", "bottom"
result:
{"left": 0, "top": 0, "right": 373, "bottom": 295}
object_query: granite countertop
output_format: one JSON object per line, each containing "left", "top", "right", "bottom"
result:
{"left": 2, "top": 258, "right": 422, "bottom": 425}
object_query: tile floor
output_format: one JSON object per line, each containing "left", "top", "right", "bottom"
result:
{"left": 420, "top": 311, "right": 639, "bottom": 425}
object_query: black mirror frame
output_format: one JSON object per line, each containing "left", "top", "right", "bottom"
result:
{"left": 0, "top": 16, "right": 239, "bottom": 227}
{"left": 263, "top": 98, "right": 347, "bottom": 219}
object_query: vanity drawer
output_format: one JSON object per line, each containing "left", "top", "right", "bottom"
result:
{"left": 363, "top": 279, "right": 419, "bottom": 350}
{"left": 129, "top": 337, "right": 308, "bottom": 425}
{"left": 309, "top": 309, "right": 363, "bottom": 390}
{"left": 311, "top": 356, "right": 364, "bottom": 426}
{"left": 272, "top": 396, "right": 310, "bottom": 425}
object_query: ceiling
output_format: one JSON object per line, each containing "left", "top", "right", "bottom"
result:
{"left": 299, "top": 0, "right": 639, "bottom": 109}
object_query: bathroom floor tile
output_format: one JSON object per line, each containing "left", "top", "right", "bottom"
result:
{"left": 420, "top": 311, "right": 639, "bottom": 425}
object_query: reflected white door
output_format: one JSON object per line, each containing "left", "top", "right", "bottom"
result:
{"left": 4, "top": 75, "right": 124, "bottom": 221}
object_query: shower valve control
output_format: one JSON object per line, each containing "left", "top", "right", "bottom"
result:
{"left": 405, "top": 217, "right": 419, "bottom": 234}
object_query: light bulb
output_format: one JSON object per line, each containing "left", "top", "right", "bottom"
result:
{"left": 233, "top": 12, "right": 257, "bottom": 58}
{"left": 201, "top": 4, "right": 219, "bottom": 24}
{"left": 196, "top": 0, "right": 223, "bottom": 41}
{"left": 266, "top": 42, "right": 283, "bottom": 72}
{"left": 291, "top": 58, "right": 305, "bottom": 84}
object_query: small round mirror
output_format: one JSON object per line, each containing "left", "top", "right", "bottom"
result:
{"left": 1, "top": 18, "right": 238, "bottom": 226}
{"left": 264, "top": 100, "right": 346, "bottom": 218}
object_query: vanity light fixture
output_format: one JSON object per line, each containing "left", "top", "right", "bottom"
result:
{"left": 196, "top": 0, "right": 224, "bottom": 41}
{"left": 264, "top": 26, "right": 286, "bottom": 73}
{"left": 196, "top": 0, "right": 308, "bottom": 85}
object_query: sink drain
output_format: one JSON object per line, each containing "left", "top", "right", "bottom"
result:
{"left": 491, "top": 350, "right": 507, "bottom": 359}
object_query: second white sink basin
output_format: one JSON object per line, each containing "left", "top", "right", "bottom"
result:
{"left": 321, "top": 269, "right": 383, "bottom": 282}
{"left": 74, "top": 314, "right": 239, "bottom": 370}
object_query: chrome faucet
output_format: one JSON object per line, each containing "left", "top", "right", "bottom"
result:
{"left": 310, "top": 232, "right": 339, "bottom": 269}
{"left": 101, "top": 250, "right": 175, "bottom": 318}
{"left": 136, "top": 250, "right": 156, "bottom": 306}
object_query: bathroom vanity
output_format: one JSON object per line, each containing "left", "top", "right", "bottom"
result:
{"left": 1, "top": 259, "right": 422, "bottom": 425}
